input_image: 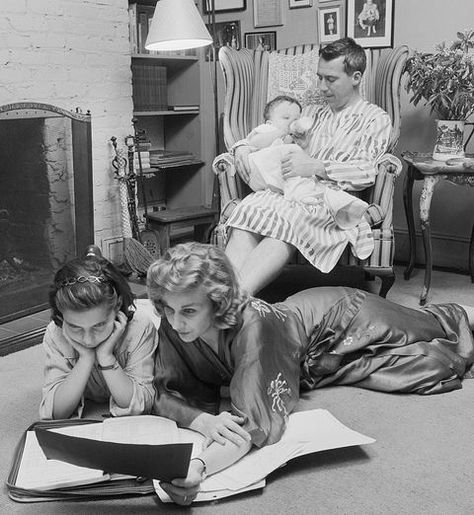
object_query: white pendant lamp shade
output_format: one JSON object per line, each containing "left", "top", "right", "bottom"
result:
{"left": 145, "top": 0, "right": 213, "bottom": 51}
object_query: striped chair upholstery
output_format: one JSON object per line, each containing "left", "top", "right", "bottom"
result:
{"left": 212, "top": 44, "right": 410, "bottom": 297}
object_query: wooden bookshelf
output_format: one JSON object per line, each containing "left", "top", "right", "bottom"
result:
{"left": 128, "top": 0, "right": 212, "bottom": 246}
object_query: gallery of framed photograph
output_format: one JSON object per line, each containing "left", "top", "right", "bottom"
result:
{"left": 204, "top": 20, "right": 241, "bottom": 61}
{"left": 203, "top": 0, "right": 246, "bottom": 14}
{"left": 289, "top": 0, "right": 313, "bottom": 8}
{"left": 244, "top": 31, "right": 277, "bottom": 51}
{"left": 318, "top": 5, "right": 342, "bottom": 44}
{"left": 346, "top": 0, "right": 394, "bottom": 48}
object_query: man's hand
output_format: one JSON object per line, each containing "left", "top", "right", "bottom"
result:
{"left": 191, "top": 411, "right": 251, "bottom": 448}
{"left": 234, "top": 145, "right": 253, "bottom": 183}
{"left": 281, "top": 146, "right": 327, "bottom": 179}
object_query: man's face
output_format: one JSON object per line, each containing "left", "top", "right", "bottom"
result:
{"left": 317, "top": 56, "right": 361, "bottom": 111}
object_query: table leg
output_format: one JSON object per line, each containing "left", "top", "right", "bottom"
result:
{"left": 419, "top": 175, "right": 441, "bottom": 305}
{"left": 403, "top": 164, "right": 416, "bottom": 280}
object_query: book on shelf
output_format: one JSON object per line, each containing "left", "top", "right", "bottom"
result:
{"left": 149, "top": 149, "right": 198, "bottom": 167}
{"left": 169, "top": 105, "right": 200, "bottom": 112}
{"left": 131, "top": 63, "right": 167, "bottom": 111}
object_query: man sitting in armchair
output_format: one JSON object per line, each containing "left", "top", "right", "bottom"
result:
{"left": 224, "top": 37, "right": 392, "bottom": 295}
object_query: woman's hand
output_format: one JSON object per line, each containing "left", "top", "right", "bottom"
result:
{"left": 159, "top": 458, "right": 204, "bottom": 506}
{"left": 95, "top": 311, "right": 128, "bottom": 365}
{"left": 281, "top": 146, "right": 327, "bottom": 179}
{"left": 191, "top": 411, "right": 251, "bottom": 448}
{"left": 234, "top": 145, "right": 252, "bottom": 183}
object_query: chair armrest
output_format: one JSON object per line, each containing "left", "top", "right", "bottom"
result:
{"left": 364, "top": 153, "right": 402, "bottom": 228}
{"left": 212, "top": 152, "right": 250, "bottom": 211}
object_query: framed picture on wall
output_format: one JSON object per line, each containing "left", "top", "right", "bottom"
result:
{"left": 253, "top": 0, "right": 284, "bottom": 28}
{"left": 318, "top": 5, "right": 342, "bottom": 44}
{"left": 204, "top": 20, "right": 241, "bottom": 61}
{"left": 244, "top": 31, "right": 277, "bottom": 51}
{"left": 203, "top": 0, "right": 246, "bottom": 14}
{"left": 346, "top": 0, "right": 394, "bottom": 48}
{"left": 289, "top": 0, "right": 313, "bottom": 8}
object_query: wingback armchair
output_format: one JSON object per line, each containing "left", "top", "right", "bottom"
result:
{"left": 211, "top": 44, "right": 410, "bottom": 297}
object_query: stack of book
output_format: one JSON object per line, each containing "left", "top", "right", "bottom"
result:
{"left": 133, "top": 150, "right": 151, "bottom": 170}
{"left": 132, "top": 64, "right": 167, "bottom": 111}
{"left": 149, "top": 149, "right": 198, "bottom": 169}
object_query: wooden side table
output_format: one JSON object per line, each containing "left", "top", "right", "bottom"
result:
{"left": 402, "top": 151, "right": 474, "bottom": 305}
{"left": 146, "top": 206, "right": 218, "bottom": 253}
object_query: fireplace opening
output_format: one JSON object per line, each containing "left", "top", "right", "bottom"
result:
{"left": 0, "top": 103, "right": 93, "bottom": 325}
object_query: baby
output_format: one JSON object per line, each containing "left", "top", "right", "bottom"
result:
{"left": 245, "top": 95, "right": 369, "bottom": 230}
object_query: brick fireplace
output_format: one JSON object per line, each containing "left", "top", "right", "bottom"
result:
{"left": 0, "top": 1, "right": 136, "bottom": 351}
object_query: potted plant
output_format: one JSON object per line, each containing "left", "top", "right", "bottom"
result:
{"left": 405, "top": 29, "right": 474, "bottom": 160}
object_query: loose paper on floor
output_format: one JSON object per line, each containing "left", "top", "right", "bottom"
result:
{"left": 154, "top": 408, "right": 375, "bottom": 503}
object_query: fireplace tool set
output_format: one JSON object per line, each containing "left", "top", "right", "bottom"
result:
{"left": 111, "top": 135, "right": 154, "bottom": 276}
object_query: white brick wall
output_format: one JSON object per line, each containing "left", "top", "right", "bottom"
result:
{"left": 0, "top": 0, "right": 133, "bottom": 255}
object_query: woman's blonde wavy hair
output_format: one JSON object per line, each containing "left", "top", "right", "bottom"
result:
{"left": 146, "top": 242, "right": 248, "bottom": 329}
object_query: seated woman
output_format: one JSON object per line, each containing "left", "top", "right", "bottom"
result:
{"left": 40, "top": 246, "right": 157, "bottom": 420}
{"left": 147, "top": 242, "right": 474, "bottom": 505}
{"left": 225, "top": 37, "right": 392, "bottom": 295}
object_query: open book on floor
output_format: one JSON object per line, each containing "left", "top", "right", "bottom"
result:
{"left": 7, "top": 410, "right": 375, "bottom": 504}
{"left": 7, "top": 416, "right": 191, "bottom": 503}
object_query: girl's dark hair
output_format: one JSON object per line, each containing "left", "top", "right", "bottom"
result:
{"left": 319, "top": 37, "right": 367, "bottom": 75}
{"left": 49, "top": 255, "right": 135, "bottom": 326}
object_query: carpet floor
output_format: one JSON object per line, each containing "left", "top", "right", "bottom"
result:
{"left": 1, "top": 266, "right": 473, "bottom": 514}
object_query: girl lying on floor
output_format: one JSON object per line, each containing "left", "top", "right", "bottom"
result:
{"left": 39, "top": 246, "right": 157, "bottom": 420}
{"left": 147, "top": 242, "right": 474, "bottom": 505}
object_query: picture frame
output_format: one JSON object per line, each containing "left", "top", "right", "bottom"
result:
{"left": 289, "top": 0, "right": 313, "bottom": 8}
{"left": 203, "top": 0, "right": 246, "bottom": 14}
{"left": 204, "top": 20, "right": 241, "bottom": 62}
{"left": 318, "top": 5, "right": 342, "bottom": 44}
{"left": 244, "top": 31, "right": 277, "bottom": 51}
{"left": 253, "top": 0, "right": 284, "bottom": 28}
{"left": 346, "top": 0, "right": 394, "bottom": 48}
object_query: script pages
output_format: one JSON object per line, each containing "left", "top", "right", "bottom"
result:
{"left": 15, "top": 416, "right": 182, "bottom": 491}
{"left": 154, "top": 408, "right": 376, "bottom": 503}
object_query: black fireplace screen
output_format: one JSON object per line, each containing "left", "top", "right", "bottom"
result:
{"left": 0, "top": 103, "right": 93, "bottom": 323}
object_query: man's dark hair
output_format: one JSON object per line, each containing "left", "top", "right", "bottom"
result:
{"left": 319, "top": 37, "right": 366, "bottom": 75}
{"left": 263, "top": 95, "right": 302, "bottom": 121}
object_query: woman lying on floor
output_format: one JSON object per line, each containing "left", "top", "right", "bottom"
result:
{"left": 147, "top": 242, "right": 474, "bottom": 505}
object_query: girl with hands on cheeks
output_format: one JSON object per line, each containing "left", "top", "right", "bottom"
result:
{"left": 39, "top": 246, "right": 157, "bottom": 420}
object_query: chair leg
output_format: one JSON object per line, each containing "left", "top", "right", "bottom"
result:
{"left": 377, "top": 272, "right": 395, "bottom": 298}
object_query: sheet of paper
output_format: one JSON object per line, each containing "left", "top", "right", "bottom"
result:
{"left": 202, "top": 409, "right": 375, "bottom": 491}
{"left": 154, "top": 409, "right": 375, "bottom": 502}
{"left": 101, "top": 415, "right": 181, "bottom": 445}
{"left": 15, "top": 431, "right": 106, "bottom": 491}
{"left": 154, "top": 478, "right": 266, "bottom": 503}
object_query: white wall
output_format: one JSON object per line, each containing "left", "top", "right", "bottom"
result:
{"left": 0, "top": 0, "right": 134, "bottom": 261}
